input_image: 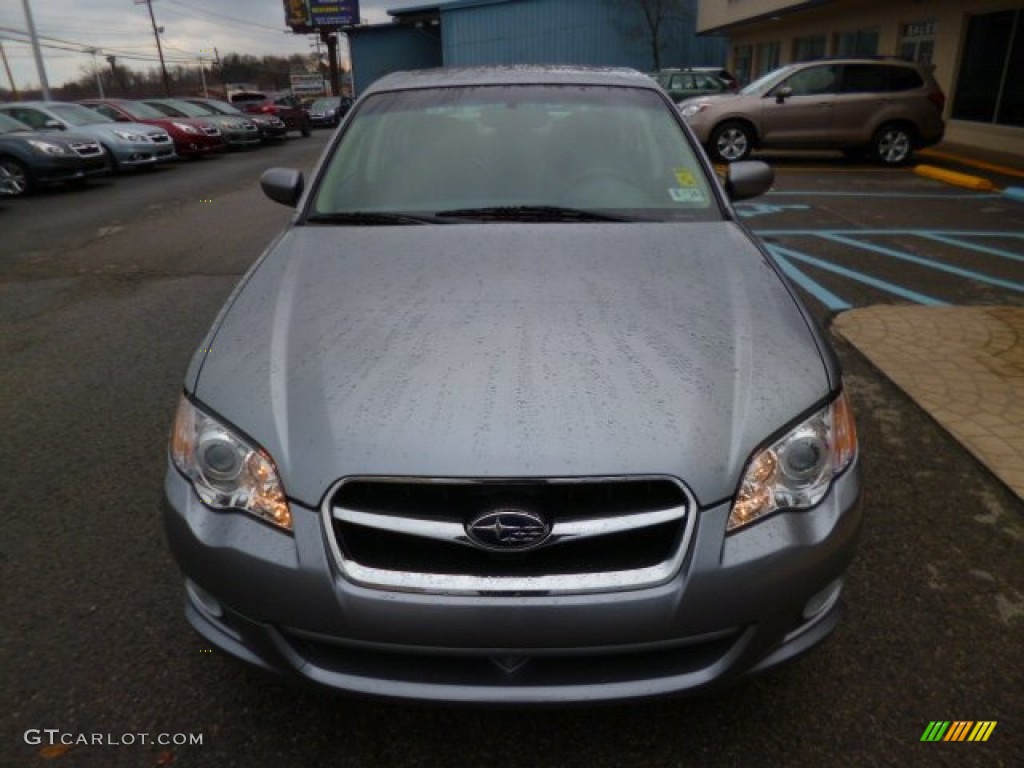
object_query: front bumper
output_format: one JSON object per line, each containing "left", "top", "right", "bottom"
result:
{"left": 163, "top": 464, "right": 863, "bottom": 704}
{"left": 33, "top": 153, "right": 108, "bottom": 184}
{"left": 109, "top": 138, "right": 176, "bottom": 167}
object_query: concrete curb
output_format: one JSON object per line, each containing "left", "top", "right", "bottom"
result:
{"left": 913, "top": 164, "right": 996, "bottom": 192}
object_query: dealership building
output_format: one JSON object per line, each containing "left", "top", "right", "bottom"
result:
{"left": 697, "top": 0, "right": 1024, "bottom": 157}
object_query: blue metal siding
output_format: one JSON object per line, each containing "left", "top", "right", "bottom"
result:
{"left": 441, "top": 0, "right": 725, "bottom": 71}
{"left": 349, "top": 26, "right": 443, "bottom": 97}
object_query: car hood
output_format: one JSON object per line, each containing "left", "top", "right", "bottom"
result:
{"left": 0, "top": 129, "right": 98, "bottom": 146}
{"left": 57, "top": 122, "right": 167, "bottom": 140}
{"left": 191, "top": 223, "right": 831, "bottom": 507}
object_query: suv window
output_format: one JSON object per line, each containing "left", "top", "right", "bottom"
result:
{"left": 843, "top": 64, "right": 923, "bottom": 93}
{"left": 783, "top": 65, "right": 840, "bottom": 96}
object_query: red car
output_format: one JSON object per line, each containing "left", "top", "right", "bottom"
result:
{"left": 79, "top": 99, "right": 227, "bottom": 157}
{"left": 228, "top": 91, "right": 311, "bottom": 136}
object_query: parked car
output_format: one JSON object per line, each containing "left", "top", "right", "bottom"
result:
{"left": 78, "top": 98, "right": 227, "bottom": 158}
{"left": 0, "top": 112, "right": 107, "bottom": 196}
{"left": 228, "top": 91, "right": 311, "bottom": 136}
{"left": 688, "top": 66, "right": 740, "bottom": 90}
{"left": 307, "top": 96, "right": 353, "bottom": 128}
{"left": 679, "top": 57, "right": 945, "bottom": 164}
{"left": 180, "top": 97, "right": 288, "bottom": 142}
{"left": 653, "top": 68, "right": 731, "bottom": 103}
{"left": 0, "top": 101, "right": 176, "bottom": 171}
{"left": 164, "top": 66, "right": 863, "bottom": 704}
{"left": 141, "top": 98, "right": 261, "bottom": 149}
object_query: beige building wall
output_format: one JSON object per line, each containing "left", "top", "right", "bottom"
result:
{"left": 697, "top": 0, "right": 1024, "bottom": 157}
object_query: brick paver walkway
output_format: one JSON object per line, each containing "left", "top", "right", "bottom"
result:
{"left": 833, "top": 306, "right": 1024, "bottom": 499}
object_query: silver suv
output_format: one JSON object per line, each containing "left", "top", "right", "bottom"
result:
{"left": 681, "top": 58, "right": 945, "bottom": 165}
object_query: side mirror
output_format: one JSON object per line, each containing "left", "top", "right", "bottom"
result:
{"left": 260, "top": 167, "right": 304, "bottom": 207}
{"left": 774, "top": 85, "right": 793, "bottom": 104}
{"left": 725, "top": 161, "right": 774, "bottom": 202}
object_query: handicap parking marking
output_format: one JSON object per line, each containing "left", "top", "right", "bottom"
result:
{"left": 755, "top": 228, "right": 1024, "bottom": 311}
{"left": 735, "top": 202, "right": 811, "bottom": 218}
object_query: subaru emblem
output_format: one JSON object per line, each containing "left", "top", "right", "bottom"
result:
{"left": 465, "top": 508, "right": 551, "bottom": 551}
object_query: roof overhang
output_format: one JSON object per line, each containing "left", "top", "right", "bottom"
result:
{"left": 699, "top": 0, "right": 837, "bottom": 36}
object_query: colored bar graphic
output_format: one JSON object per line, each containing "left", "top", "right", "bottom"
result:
{"left": 921, "top": 721, "right": 997, "bottom": 742}
{"left": 944, "top": 721, "right": 973, "bottom": 741}
{"left": 968, "top": 722, "right": 997, "bottom": 742}
{"left": 921, "top": 721, "right": 949, "bottom": 741}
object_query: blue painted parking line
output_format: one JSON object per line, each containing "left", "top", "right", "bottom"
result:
{"left": 765, "top": 243, "right": 948, "bottom": 306}
{"left": 821, "top": 233, "right": 1024, "bottom": 293}
{"left": 768, "top": 249, "right": 851, "bottom": 311}
{"left": 917, "top": 233, "right": 1024, "bottom": 263}
{"left": 755, "top": 229, "right": 1024, "bottom": 238}
{"left": 765, "top": 191, "right": 1005, "bottom": 199}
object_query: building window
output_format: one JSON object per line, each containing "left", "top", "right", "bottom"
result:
{"left": 952, "top": 9, "right": 1024, "bottom": 128}
{"left": 900, "top": 19, "right": 936, "bottom": 65}
{"left": 733, "top": 44, "right": 752, "bottom": 86}
{"left": 756, "top": 41, "right": 780, "bottom": 77}
{"left": 792, "top": 34, "right": 826, "bottom": 62}
{"left": 835, "top": 28, "right": 879, "bottom": 57}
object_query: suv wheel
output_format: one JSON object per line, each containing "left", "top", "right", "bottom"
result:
{"left": 710, "top": 122, "right": 753, "bottom": 162}
{"left": 301, "top": 119, "right": 312, "bottom": 138}
{"left": 871, "top": 124, "right": 913, "bottom": 166}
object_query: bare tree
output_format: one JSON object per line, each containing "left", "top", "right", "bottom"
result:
{"left": 617, "top": 0, "right": 694, "bottom": 71}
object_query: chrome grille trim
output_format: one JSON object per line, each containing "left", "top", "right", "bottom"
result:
{"left": 322, "top": 475, "right": 696, "bottom": 596}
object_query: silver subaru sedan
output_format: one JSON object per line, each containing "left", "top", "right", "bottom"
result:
{"left": 163, "top": 66, "right": 862, "bottom": 704}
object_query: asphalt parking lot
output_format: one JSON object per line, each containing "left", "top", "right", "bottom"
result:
{"left": 1, "top": 139, "right": 1022, "bottom": 766}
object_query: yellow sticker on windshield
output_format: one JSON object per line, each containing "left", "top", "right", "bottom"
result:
{"left": 674, "top": 168, "right": 697, "bottom": 187}
{"left": 669, "top": 188, "right": 706, "bottom": 203}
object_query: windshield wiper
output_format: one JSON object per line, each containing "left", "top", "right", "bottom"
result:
{"left": 305, "top": 211, "right": 452, "bottom": 226}
{"left": 434, "top": 205, "right": 644, "bottom": 223}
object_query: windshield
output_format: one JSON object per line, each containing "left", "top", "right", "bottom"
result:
{"left": 0, "top": 113, "right": 33, "bottom": 134}
{"left": 51, "top": 104, "right": 112, "bottom": 126}
{"left": 312, "top": 84, "right": 718, "bottom": 222}
{"left": 198, "top": 99, "right": 240, "bottom": 115}
{"left": 311, "top": 98, "right": 337, "bottom": 110}
{"left": 159, "top": 99, "right": 210, "bottom": 118}
{"left": 118, "top": 101, "right": 168, "bottom": 119}
{"left": 739, "top": 64, "right": 798, "bottom": 95}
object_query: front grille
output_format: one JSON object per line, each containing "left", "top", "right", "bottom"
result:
{"left": 202, "top": 126, "right": 221, "bottom": 136}
{"left": 70, "top": 142, "right": 102, "bottom": 157}
{"left": 149, "top": 134, "right": 171, "bottom": 144}
{"left": 282, "top": 626, "right": 740, "bottom": 688}
{"left": 325, "top": 476, "right": 694, "bottom": 595}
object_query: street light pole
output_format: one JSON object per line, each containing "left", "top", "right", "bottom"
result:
{"left": 136, "top": 0, "right": 171, "bottom": 95}
{"left": 20, "top": 0, "right": 50, "bottom": 99}
{"left": 89, "top": 48, "right": 104, "bottom": 98}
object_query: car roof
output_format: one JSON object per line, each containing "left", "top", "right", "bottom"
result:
{"left": 365, "top": 66, "right": 656, "bottom": 95}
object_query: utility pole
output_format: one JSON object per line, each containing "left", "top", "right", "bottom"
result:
{"left": 0, "top": 41, "right": 20, "bottom": 99}
{"left": 89, "top": 48, "right": 104, "bottom": 98}
{"left": 136, "top": 0, "right": 171, "bottom": 95}
{"left": 20, "top": 0, "right": 50, "bottom": 99}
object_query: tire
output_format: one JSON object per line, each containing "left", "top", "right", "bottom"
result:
{"left": 871, "top": 124, "right": 914, "bottom": 166}
{"left": 709, "top": 122, "right": 753, "bottom": 163}
{"left": 0, "top": 157, "right": 31, "bottom": 196}
{"left": 301, "top": 121, "right": 312, "bottom": 138}
{"left": 100, "top": 145, "right": 119, "bottom": 175}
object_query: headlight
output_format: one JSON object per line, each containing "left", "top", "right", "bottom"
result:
{"left": 172, "top": 121, "right": 200, "bottom": 134}
{"left": 728, "top": 391, "right": 857, "bottom": 532}
{"left": 170, "top": 396, "right": 292, "bottom": 531}
{"left": 113, "top": 129, "right": 147, "bottom": 141}
{"left": 680, "top": 103, "right": 708, "bottom": 119}
{"left": 27, "top": 139, "right": 70, "bottom": 155}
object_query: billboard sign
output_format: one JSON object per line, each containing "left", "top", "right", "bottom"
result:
{"left": 283, "top": 1, "right": 359, "bottom": 32}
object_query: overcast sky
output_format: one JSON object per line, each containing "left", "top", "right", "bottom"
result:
{"left": 1, "top": 1, "right": 406, "bottom": 91}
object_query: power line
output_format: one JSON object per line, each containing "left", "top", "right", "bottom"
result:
{"left": 163, "top": 0, "right": 287, "bottom": 34}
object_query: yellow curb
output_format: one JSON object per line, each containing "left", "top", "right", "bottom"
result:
{"left": 913, "top": 164, "right": 996, "bottom": 191}
{"left": 918, "top": 149, "right": 1024, "bottom": 180}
